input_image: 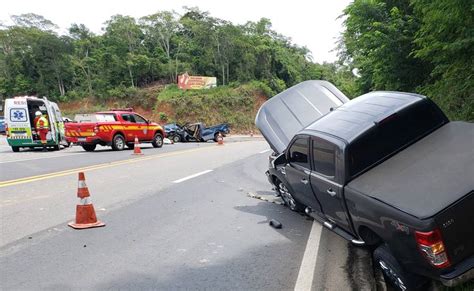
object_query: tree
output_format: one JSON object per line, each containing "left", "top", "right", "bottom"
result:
{"left": 340, "top": 0, "right": 431, "bottom": 92}
{"left": 411, "top": 0, "right": 474, "bottom": 120}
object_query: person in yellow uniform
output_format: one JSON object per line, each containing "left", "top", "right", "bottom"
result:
{"left": 35, "top": 111, "right": 49, "bottom": 151}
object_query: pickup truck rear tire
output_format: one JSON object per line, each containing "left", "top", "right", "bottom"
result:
{"left": 277, "top": 181, "right": 305, "bottom": 212}
{"left": 111, "top": 134, "right": 125, "bottom": 151}
{"left": 152, "top": 133, "right": 163, "bottom": 148}
{"left": 373, "top": 244, "right": 427, "bottom": 291}
{"left": 82, "top": 144, "right": 96, "bottom": 152}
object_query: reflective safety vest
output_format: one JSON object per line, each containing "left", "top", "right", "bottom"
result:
{"left": 36, "top": 116, "right": 49, "bottom": 129}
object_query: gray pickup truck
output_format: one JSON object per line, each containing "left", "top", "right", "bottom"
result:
{"left": 256, "top": 81, "right": 473, "bottom": 290}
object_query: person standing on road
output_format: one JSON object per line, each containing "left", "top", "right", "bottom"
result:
{"left": 35, "top": 111, "right": 49, "bottom": 151}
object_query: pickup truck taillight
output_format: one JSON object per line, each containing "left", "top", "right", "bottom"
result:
{"left": 415, "top": 229, "right": 451, "bottom": 268}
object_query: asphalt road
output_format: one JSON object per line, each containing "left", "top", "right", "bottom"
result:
{"left": 0, "top": 136, "right": 374, "bottom": 290}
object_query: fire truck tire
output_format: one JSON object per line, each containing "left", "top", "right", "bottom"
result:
{"left": 152, "top": 133, "right": 163, "bottom": 148}
{"left": 112, "top": 134, "right": 125, "bottom": 151}
{"left": 82, "top": 144, "right": 96, "bottom": 152}
{"left": 12, "top": 146, "right": 20, "bottom": 152}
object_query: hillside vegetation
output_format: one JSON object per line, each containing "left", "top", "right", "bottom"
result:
{"left": 59, "top": 82, "right": 269, "bottom": 132}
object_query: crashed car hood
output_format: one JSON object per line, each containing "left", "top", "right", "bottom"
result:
{"left": 255, "top": 80, "right": 349, "bottom": 153}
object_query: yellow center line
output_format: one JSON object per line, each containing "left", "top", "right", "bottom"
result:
{"left": 0, "top": 145, "right": 219, "bottom": 188}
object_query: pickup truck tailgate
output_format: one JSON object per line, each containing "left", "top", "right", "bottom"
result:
{"left": 435, "top": 191, "right": 474, "bottom": 265}
{"left": 65, "top": 123, "right": 95, "bottom": 137}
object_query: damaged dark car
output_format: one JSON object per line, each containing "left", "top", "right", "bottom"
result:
{"left": 166, "top": 122, "right": 230, "bottom": 143}
{"left": 256, "top": 80, "right": 474, "bottom": 290}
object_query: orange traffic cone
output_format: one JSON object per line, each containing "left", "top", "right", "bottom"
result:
{"left": 217, "top": 133, "right": 224, "bottom": 145}
{"left": 133, "top": 136, "right": 143, "bottom": 155}
{"left": 68, "top": 172, "right": 105, "bottom": 229}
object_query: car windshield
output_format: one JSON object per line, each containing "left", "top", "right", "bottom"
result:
{"left": 348, "top": 100, "right": 446, "bottom": 178}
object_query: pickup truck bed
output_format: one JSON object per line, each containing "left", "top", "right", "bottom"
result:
{"left": 347, "top": 121, "right": 474, "bottom": 219}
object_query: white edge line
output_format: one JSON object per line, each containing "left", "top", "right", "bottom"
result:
{"left": 294, "top": 220, "right": 323, "bottom": 291}
{"left": 259, "top": 149, "right": 271, "bottom": 154}
{"left": 172, "top": 169, "right": 213, "bottom": 184}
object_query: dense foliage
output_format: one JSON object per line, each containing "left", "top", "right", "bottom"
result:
{"left": 340, "top": 0, "right": 473, "bottom": 120}
{"left": 0, "top": 9, "right": 357, "bottom": 102}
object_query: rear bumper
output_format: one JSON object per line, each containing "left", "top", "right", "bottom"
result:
{"left": 440, "top": 256, "right": 474, "bottom": 287}
{"left": 67, "top": 136, "right": 105, "bottom": 145}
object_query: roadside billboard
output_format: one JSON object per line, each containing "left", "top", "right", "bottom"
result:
{"left": 177, "top": 73, "right": 217, "bottom": 90}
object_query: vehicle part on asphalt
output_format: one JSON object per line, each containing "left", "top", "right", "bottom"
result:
{"left": 247, "top": 192, "right": 284, "bottom": 205}
{"left": 269, "top": 219, "right": 282, "bottom": 229}
{"left": 68, "top": 172, "right": 105, "bottom": 229}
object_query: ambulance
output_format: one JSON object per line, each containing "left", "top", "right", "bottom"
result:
{"left": 4, "top": 96, "right": 69, "bottom": 152}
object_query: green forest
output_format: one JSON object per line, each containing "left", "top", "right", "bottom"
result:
{"left": 0, "top": 0, "right": 472, "bottom": 121}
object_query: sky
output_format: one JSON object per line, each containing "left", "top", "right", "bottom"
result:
{"left": 1, "top": 0, "right": 352, "bottom": 63}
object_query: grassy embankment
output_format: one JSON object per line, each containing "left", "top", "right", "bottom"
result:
{"left": 60, "top": 81, "right": 271, "bottom": 133}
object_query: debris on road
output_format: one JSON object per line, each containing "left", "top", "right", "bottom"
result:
{"left": 269, "top": 219, "right": 282, "bottom": 229}
{"left": 247, "top": 191, "right": 284, "bottom": 205}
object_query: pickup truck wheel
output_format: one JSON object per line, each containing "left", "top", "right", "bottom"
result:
{"left": 278, "top": 182, "right": 305, "bottom": 212}
{"left": 213, "top": 133, "right": 220, "bottom": 142}
{"left": 112, "top": 134, "right": 125, "bottom": 151}
{"left": 373, "top": 245, "right": 427, "bottom": 291}
{"left": 82, "top": 144, "right": 96, "bottom": 152}
{"left": 152, "top": 133, "right": 163, "bottom": 148}
{"left": 12, "top": 146, "right": 20, "bottom": 152}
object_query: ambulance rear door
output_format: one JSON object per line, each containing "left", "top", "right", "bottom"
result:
{"left": 5, "top": 98, "right": 33, "bottom": 142}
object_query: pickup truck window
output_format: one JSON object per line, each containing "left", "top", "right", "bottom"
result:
{"left": 95, "top": 114, "right": 117, "bottom": 122}
{"left": 312, "top": 138, "right": 336, "bottom": 177}
{"left": 348, "top": 100, "right": 446, "bottom": 178}
{"left": 121, "top": 114, "right": 135, "bottom": 123}
{"left": 133, "top": 114, "right": 147, "bottom": 123}
{"left": 289, "top": 138, "right": 309, "bottom": 168}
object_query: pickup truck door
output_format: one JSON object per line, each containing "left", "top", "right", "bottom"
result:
{"left": 120, "top": 113, "right": 138, "bottom": 142}
{"left": 133, "top": 114, "right": 153, "bottom": 140}
{"left": 284, "top": 136, "right": 323, "bottom": 212}
{"left": 310, "top": 136, "right": 352, "bottom": 232}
